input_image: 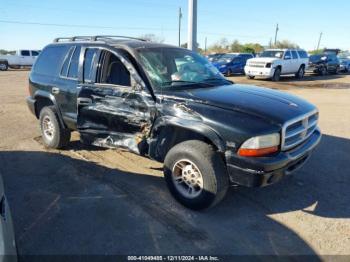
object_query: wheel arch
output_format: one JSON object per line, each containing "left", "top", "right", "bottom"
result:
{"left": 149, "top": 116, "right": 226, "bottom": 162}
{"left": 33, "top": 90, "right": 66, "bottom": 128}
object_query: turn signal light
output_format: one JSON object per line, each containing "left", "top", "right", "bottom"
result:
{"left": 238, "top": 146, "right": 278, "bottom": 157}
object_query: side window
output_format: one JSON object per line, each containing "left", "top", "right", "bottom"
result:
{"left": 291, "top": 51, "right": 298, "bottom": 59}
{"left": 31, "top": 51, "right": 39, "bottom": 56}
{"left": 60, "top": 47, "right": 75, "bottom": 77}
{"left": 97, "top": 51, "right": 131, "bottom": 87}
{"left": 284, "top": 51, "right": 291, "bottom": 59}
{"left": 67, "top": 46, "right": 81, "bottom": 79}
{"left": 33, "top": 46, "right": 70, "bottom": 76}
{"left": 233, "top": 57, "right": 242, "bottom": 64}
{"left": 21, "top": 50, "right": 30, "bottom": 56}
{"left": 298, "top": 51, "right": 308, "bottom": 59}
{"left": 83, "top": 48, "right": 99, "bottom": 83}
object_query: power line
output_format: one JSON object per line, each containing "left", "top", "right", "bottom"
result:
{"left": 0, "top": 19, "right": 176, "bottom": 31}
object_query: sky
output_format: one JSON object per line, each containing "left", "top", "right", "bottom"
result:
{"left": 0, "top": 0, "right": 349, "bottom": 51}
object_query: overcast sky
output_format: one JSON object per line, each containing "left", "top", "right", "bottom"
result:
{"left": 0, "top": 0, "right": 349, "bottom": 50}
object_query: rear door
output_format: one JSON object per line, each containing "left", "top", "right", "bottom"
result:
{"left": 77, "top": 47, "right": 156, "bottom": 155}
{"left": 55, "top": 45, "right": 82, "bottom": 127}
{"left": 291, "top": 50, "right": 300, "bottom": 72}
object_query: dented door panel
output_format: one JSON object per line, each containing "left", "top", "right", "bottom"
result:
{"left": 77, "top": 84, "right": 155, "bottom": 154}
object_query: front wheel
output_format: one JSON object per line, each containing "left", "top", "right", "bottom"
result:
{"left": 272, "top": 67, "right": 281, "bottom": 81}
{"left": 247, "top": 75, "right": 255, "bottom": 80}
{"left": 319, "top": 66, "right": 327, "bottom": 76}
{"left": 0, "top": 61, "right": 8, "bottom": 71}
{"left": 164, "top": 140, "right": 229, "bottom": 210}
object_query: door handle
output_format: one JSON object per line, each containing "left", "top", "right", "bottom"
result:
{"left": 52, "top": 87, "right": 60, "bottom": 94}
{"left": 77, "top": 97, "right": 92, "bottom": 105}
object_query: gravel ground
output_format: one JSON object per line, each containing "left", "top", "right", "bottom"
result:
{"left": 0, "top": 70, "right": 349, "bottom": 258}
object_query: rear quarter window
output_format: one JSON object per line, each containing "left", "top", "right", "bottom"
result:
{"left": 33, "top": 45, "right": 70, "bottom": 76}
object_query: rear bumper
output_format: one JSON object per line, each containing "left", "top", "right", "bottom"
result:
{"left": 225, "top": 128, "right": 322, "bottom": 187}
{"left": 26, "top": 96, "right": 36, "bottom": 116}
{"left": 244, "top": 66, "right": 274, "bottom": 78}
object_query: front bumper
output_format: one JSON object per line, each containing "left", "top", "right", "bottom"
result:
{"left": 225, "top": 128, "right": 322, "bottom": 187}
{"left": 244, "top": 66, "right": 274, "bottom": 78}
{"left": 26, "top": 96, "right": 36, "bottom": 116}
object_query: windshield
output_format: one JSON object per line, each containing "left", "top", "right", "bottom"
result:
{"left": 260, "top": 50, "right": 284, "bottom": 58}
{"left": 138, "top": 48, "right": 229, "bottom": 90}
{"left": 217, "top": 54, "right": 236, "bottom": 63}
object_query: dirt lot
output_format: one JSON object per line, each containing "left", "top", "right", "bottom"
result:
{"left": 0, "top": 70, "right": 349, "bottom": 258}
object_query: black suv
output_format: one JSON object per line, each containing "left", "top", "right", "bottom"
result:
{"left": 309, "top": 53, "right": 340, "bottom": 75}
{"left": 27, "top": 36, "right": 322, "bottom": 210}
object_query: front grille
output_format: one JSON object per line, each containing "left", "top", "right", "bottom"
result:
{"left": 248, "top": 62, "right": 266, "bottom": 68}
{"left": 281, "top": 110, "right": 319, "bottom": 150}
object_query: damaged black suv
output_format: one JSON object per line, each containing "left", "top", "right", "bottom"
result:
{"left": 27, "top": 36, "right": 321, "bottom": 210}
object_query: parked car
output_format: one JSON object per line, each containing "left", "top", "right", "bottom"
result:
{"left": 212, "top": 53, "right": 254, "bottom": 76}
{"left": 206, "top": 53, "right": 225, "bottom": 62}
{"left": 308, "top": 54, "right": 340, "bottom": 75}
{"left": 245, "top": 49, "right": 309, "bottom": 81}
{"left": 338, "top": 57, "right": 350, "bottom": 72}
{"left": 0, "top": 172, "right": 17, "bottom": 261}
{"left": 27, "top": 36, "right": 321, "bottom": 210}
{"left": 0, "top": 50, "right": 40, "bottom": 71}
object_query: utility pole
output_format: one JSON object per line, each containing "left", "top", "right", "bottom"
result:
{"left": 204, "top": 37, "right": 207, "bottom": 54}
{"left": 316, "top": 32, "right": 323, "bottom": 51}
{"left": 274, "top": 23, "right": 279, "bottom": 46}
{"left": 187, "top": 0, "right": 197, "bottom": 51}
{"left": 178, "top": 7, "right": 182, "bottom": 47}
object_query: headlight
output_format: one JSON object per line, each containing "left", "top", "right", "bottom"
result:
{"left": 220, "top": 65, "right": 227, "bottom": 68}
{"left": 238, "top": 133, "right": 280, "bottom": 157}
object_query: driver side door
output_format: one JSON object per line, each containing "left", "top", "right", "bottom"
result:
{"left": 77, "top": 47, "right": 156, "bottom": 155}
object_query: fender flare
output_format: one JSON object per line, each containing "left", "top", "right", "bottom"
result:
{"left": 151, "top": 116, "right": 226, "bottom": 152}
{"left": 33, "top": 90, "right": 66, "bottom": 128}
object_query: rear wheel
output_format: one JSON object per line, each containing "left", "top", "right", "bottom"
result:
{"left": 164, "top": 140, "right": 229, "bottom": 210}
{"left": 295, "top": 65, "right": 305, "bottom": 79}
{"left": 39, "top": 106, "right": 71, "bottom": 149}
{"left": 272, "top": 67, "right": 281, "bottom": 81}
{"left": 226, "top": 69, "right": 232, "bottom": 77}
{"left": 247, "top": 75, "right": 255, "bottom": 80}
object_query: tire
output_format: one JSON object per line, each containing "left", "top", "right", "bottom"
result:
{"left": 272, "top": 67, "right": 281, "bottom": 81}
{"left": 226, "top": 69, "right": 232, "bottom": 77}
{"left": 0, "top": 61, "right": 8, "bottom": 71}
{"left": 295, "top": 65, "right": 305, "bottom": 79}
{"left": 39, "top": 106, "right": 71, "bottom": 149}
{"left": 319, "top": 66, "right": 327, "bottom": 76}
{"left": 164, "top": 140, "right": 229, "bottom": 210}
{"left": 247, "top": 75, "right": 255, "bottom": 80}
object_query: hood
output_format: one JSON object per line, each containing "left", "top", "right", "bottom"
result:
{"left": 166, "top": 84, "right": 316, "bottom": 125}
{"left": 248, "top": 57, "right": 279, "bottom": 63}
{"left": 212, "top": 60, "right": 230, "bottom": 67}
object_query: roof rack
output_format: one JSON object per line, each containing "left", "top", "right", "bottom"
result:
{"left": 53, "top": 35, "right": 147, "bottom": 43}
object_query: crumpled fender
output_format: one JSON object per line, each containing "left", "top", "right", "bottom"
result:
{"left": 151, "top": 115, "right": 226, "bottom": 152}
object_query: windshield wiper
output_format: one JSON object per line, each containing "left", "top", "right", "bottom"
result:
{"left": 200, "top": 77, "right": 233, "bottom": 85}
{"left": 161, "top": 80, "right": 215, "bottom": 87}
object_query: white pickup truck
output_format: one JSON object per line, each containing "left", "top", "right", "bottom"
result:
{"left": 0, "top": 50, "right": 40, "bottom": 71}
{"left": 244, "top": 49, "right": 309, "bottom": 81}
